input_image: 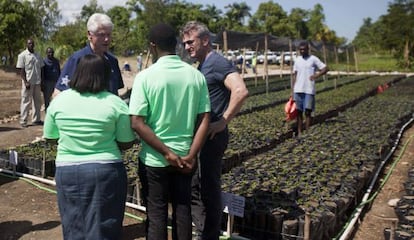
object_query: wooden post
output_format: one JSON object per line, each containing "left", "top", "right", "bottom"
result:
{"left": 304, "top": 212, "right": 311, "bottom": 240}
{"left": 42, "top": 148, "right": 46, "bottom": 178}
{"left": 322, "top": 42, "right": 327, "bottom": 81}
{"left": 144, "top": 48, "right": 151, "bottom": 69}
{"left": 289, "top": 39, "right": 294, "bottom": 88}
{"left": 346, "top": 47, "right": 350, "bottom": 75}
{"left": 254, "top": 41, "right": 259, "bottom": 87}
{"left": 241, "top": 48, "right": 247, "bottom": 79}
{"left": 264, "top": 34, "right": 269, "bottom": 94}
{"left": 135, "top": 178, "right": 141, "bottom": 206}
{"left": 353, "top": 45, "right": 359, "bottom": 73}
{"left": 226, "top": 214, "right": 234, "bottom": 238}
{"left": 223, "top": 30, "right": 228, "bottom": 56}
{"left": 9, "top": 150, "right": 19, "bottom": 176}
{"left": 334, "top": 45, "right": 339, "bottom": 89}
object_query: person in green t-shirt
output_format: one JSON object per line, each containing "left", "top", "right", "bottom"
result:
{"left": 43, "top": 54, "right": 136, "bottom": 240}
{"left": 129, "top": 23, "right": 210, "bottom": 240}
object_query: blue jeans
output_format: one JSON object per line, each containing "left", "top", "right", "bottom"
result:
{"left": 55, "top": 162, "right": 127, "bottom": 240}
{"left": 191, "top": 129, "right": 229, "bottom": 240}
{"left": 139, "top": 160, "right": 193, "bottom": 240}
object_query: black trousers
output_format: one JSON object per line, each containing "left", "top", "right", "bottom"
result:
{"left": 191, "top": 129, "right": 229, "bottom": 240}
{"left": 139, "top": 160, "right": 193, "bottom": 240}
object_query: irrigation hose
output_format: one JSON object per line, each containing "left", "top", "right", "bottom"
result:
{"left": 335, "top": 116, "right": 414, "bottom": 240}
{"left": 0, "top": 172, "right": 56, "bottom": 194}
{"left": 364, "top": 134, "right": 414, "bottom": 204}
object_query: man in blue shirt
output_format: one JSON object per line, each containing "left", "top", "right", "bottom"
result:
{"left": 54, "top": 13, "right": 123, "bottom": 96}
{"left": 181, "top": 21, "right": 249, "bottom": 240}
{"left": 42, "top": 47, "right": 60, "bottom": 110}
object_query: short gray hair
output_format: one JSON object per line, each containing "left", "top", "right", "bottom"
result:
{"left": 87, "top": 13, "right": 114, "bottom": 33}
{"left": 180, "top": 21, "right": 211, "bottom": 42}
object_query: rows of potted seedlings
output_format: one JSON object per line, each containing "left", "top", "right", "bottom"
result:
{"left": 221, "top": 76, "right": 414, "bottom": 239}
{"left": 0, "top": 74, "right": 386, "bottom": 179}
{"left": 393, "top": 167, "right": 414, "bottom": 239}
{"left": 223, "top": 75, "right": 405, "bottom": 172}
{"left": 240, "top": 75, "right": 369, "bottom": 116}
{"left": 0, "top": 74, "right": 412, "bottom": 239}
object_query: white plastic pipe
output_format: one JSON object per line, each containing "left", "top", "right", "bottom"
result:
{"left": 0, "top": 168, "right": 56, "bottom": 186}
{"left": 339, "top": 115, "right": 414, "bottom": 240}
{"left": 125, "top": 201, "right": 146, "bottom": 212}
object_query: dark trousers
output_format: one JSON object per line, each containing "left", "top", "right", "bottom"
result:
{"left": 139, "top": 160, "right": 193, "bottom": 240}
{"left": 191, "top": 129, "right": 229, "bottom": 240}
{"left": 55, "top": 162, "right": 127, "bottom": 240}
{"left": 43, "top": 80, "right": 56, "bottom": 110}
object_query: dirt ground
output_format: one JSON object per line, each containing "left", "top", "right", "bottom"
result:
{"left": 0, "top": 67, "right": 147, "bottom": 240}
{"left": 1, "top": 67, "right": 414, "bottom": 239}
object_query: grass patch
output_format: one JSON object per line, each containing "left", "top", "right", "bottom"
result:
{"left": 329, "top": 53, "right": 405, "bottom": 73}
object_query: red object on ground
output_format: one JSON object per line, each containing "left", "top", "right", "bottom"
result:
{"left": 285, "top": 97, "right": 298, "bottom": 121}
{"left": 377, "top": 85, "right": 384, "bottom": 93}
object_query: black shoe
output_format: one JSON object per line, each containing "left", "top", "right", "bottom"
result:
{"left": 21, "top": 123, "right": 28, "bottom": 128}
{"left": 33, "top": 121, "right": 44, "bottom": 126}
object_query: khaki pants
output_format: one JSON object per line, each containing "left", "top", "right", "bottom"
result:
{"left": 20, "top": 82, "right": 42, "bottom": 124}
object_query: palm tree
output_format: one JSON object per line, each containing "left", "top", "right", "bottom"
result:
{"left": 224, "top": 2, "right": 251, "bottom": 29}
{"left": 204, "top": 4, "right": 222, "bottom": 22}
{"left": 203, "top": 4, "right": 224, "bottom": 33}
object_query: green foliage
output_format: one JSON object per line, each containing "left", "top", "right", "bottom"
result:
{"left": 249, "top": 1, "right": 287, "bottom": 35}
{"left": 353, "top": 18, "right": 377, "bottom": 52}
{"left": 307, "top": 3, "right": 325, "bottom": 40}
{"left": 0, "top": 0, "right": 40, "bottom": 64}
{"left": 107, "top": 6, "right": 132, "bottom": 55}
{"left": 288, "top": 8, "right": 310, "bottom": 39}
{"left": 51, "top": 22, "right": 87, "bottom": 61}
{"left": 5, "top": 0, "right": 409, "bottom": 69}
{"left": 166, "top": 2, "right": 208, "bottom": 31}
{"left": 356, "top": 53, "right": 401, "bottom": 72}
{"left": 79, "top": 0, "right": 104, "bottom": 22}
{"left": 353, "top": 0, "right": 414, "bottom": 69}
{"left": 0, "top": 0, "right": 60, "bottom": 63}
{"left": 31, "top": 0, "right": 61, "bottom": 40}
{"left": 201, "top": 4, "right": 223, "bottom": 33}
{"left": 223, "top": 2, "right": 251, "bottom": 30}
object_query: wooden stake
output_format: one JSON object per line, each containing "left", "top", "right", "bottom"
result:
{"left": 135, "top": 178, "right": 141, "bottom": 206}
{"left": 304, "top": 212, "right": 310, "bottom": 240}
{"left": 226, "top": 214, "right": 234, "bottom": 238}
{"left": 42, "top": 148, "right": 46, "bottom": 178}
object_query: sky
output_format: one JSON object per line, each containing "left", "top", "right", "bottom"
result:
{"left": 57, "top": 0, "right": 391, "bottom": 42}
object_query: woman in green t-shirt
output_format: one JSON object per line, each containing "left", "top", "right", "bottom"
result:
{"left": 43, "top": 54, "right": 136, "bottom": 239}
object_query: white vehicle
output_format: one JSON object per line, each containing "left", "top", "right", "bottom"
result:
{"left": 276, "top": 51, "right": 297, "bottom": 65}
{"left": 240, "top": 50, "right": 256, "bottom": 64}
{"left": 257, "top": 51, "right": 278, "bottom": 64}
{"left": 225, "top": 50, "right": 239, "bottom": 62}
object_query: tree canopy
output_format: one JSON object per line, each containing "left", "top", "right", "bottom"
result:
{"left": 353, "top": 0, "right": 414, "bottom": 69}
{"left": 2, "top": 0, "right": 412, "bottom": 69}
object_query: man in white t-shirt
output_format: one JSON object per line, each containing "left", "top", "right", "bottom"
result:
{"left": 292, "top": 41, "right": 328, "bottom": 136}
{"left": 16, "top": 39, "right": 44, "bottom": 128}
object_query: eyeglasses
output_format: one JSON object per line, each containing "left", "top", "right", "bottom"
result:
{"left": 90, "top": 31, "right": 112, "bottom": 39}
{"left": 182, "top": 39, "right": 195, "bottom": 46}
